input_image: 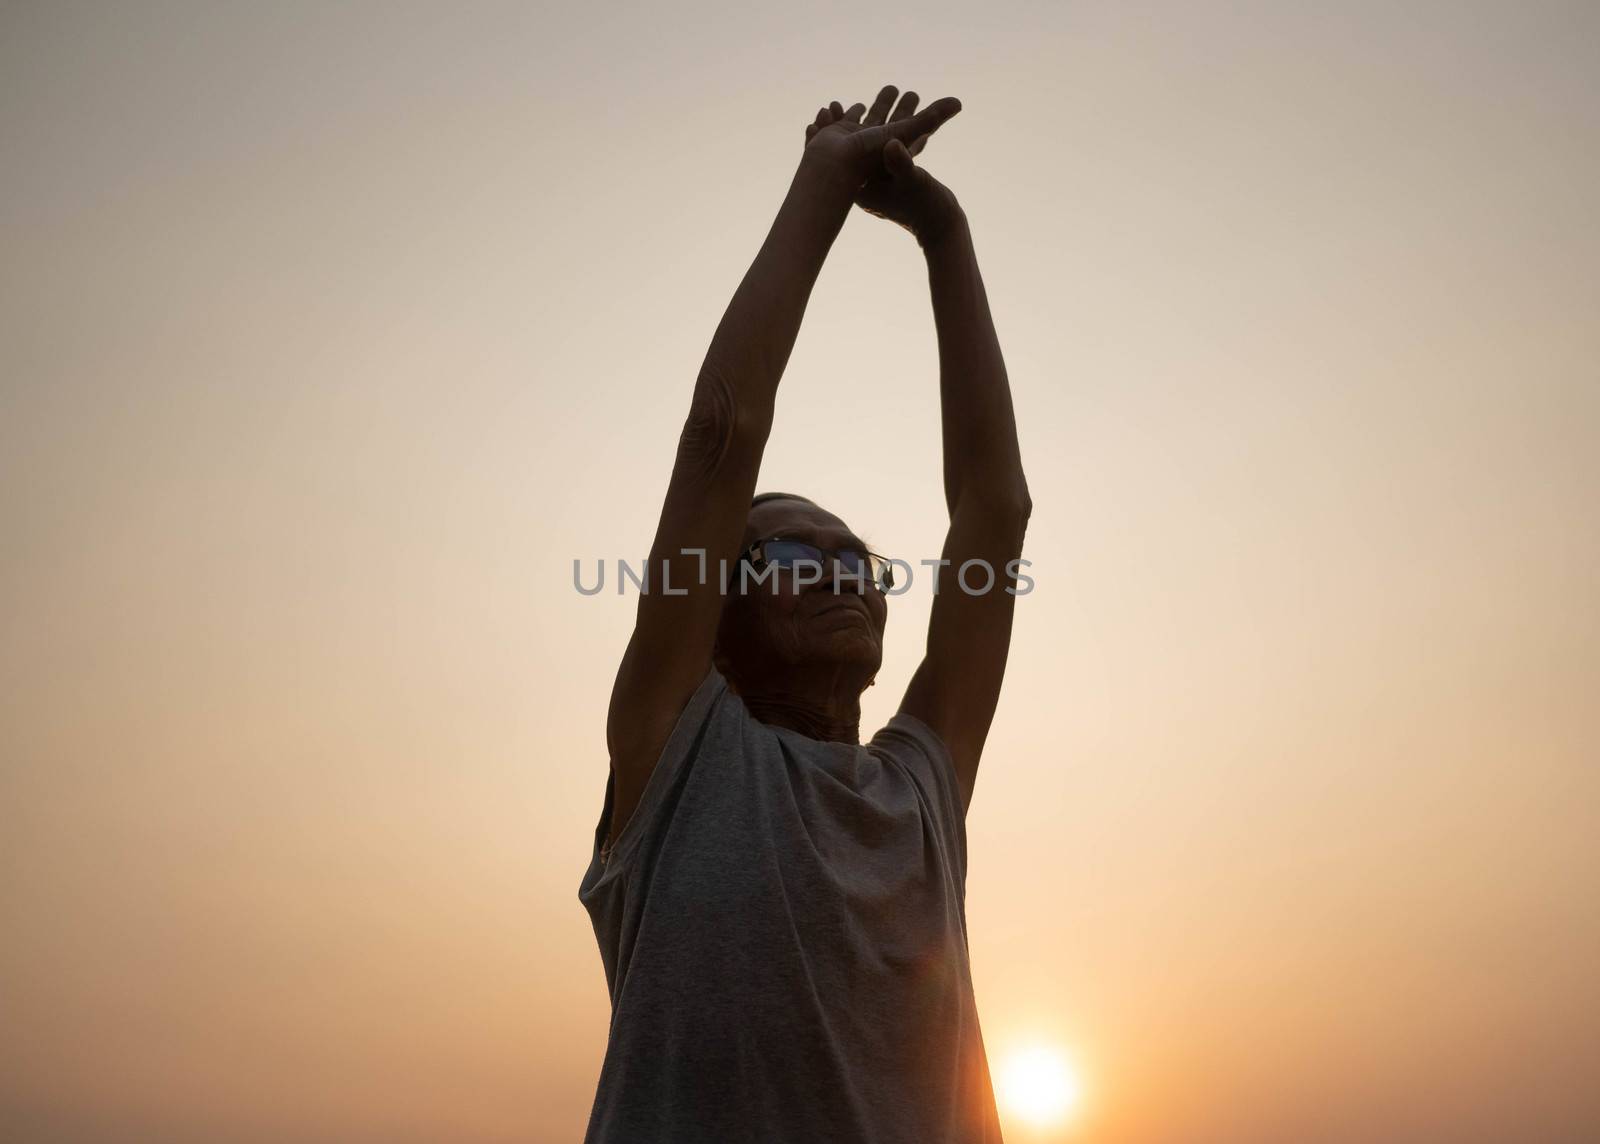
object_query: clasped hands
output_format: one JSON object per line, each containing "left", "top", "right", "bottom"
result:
{"left": 802, "top": 83, "right": 967, "bottom": 248}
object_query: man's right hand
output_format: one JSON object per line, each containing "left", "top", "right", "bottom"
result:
{"left": 801, "top": 83, "right": 962, "bottom": 190}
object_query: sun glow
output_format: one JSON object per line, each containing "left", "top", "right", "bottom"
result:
{"left": 997, "top": 1043, "right": 1084, "bottom": 1130}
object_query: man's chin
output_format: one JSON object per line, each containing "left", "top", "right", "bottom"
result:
{"left": 800, "top": 633, "right": 882, "bottom": 671}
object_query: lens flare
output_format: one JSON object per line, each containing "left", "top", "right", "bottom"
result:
{"left": 997, "top": 1042, "right": 1084, "bottom": 1129}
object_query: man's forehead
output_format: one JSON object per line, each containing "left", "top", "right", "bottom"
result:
{"left": 746, "top": 498, "right": 860, "bottom": 545}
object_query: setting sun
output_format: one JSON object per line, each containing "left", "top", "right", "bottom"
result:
{"left": 997, "top": 1043, "right": 1085, "bottom": 1130}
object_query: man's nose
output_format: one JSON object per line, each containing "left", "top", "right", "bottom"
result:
{"left": 817, "top": 558, "right": 866, "bottom": 594}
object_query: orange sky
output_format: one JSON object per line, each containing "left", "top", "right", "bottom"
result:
{"left": 2, "top": 2, "right": 1597, "bottom": 1141}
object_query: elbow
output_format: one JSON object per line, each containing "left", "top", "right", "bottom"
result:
{"left": 959, "top": 474, "right": 1032, "bottom": 535}
{"left": 1006, "top": 481, "right": 1034, "bottom": 537}
{"left": 679, "top": 364, "right": 773, "bottom": 477}
{"left": 989, "top": 471, "right": 1033, "bottom": 524}
{"left": 1015, "top": 475, "right": 1034, "bottom": 525}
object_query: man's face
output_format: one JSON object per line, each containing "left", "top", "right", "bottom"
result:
{"left": 715, "top": 498, "right": 888, "bottom": 688}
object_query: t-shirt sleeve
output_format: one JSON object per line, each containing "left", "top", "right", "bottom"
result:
{"left": 589, "top": 666, "right": 728, "bottom": 876}
{"left": 873, "top": 710, "right": 970, "bottom": 881}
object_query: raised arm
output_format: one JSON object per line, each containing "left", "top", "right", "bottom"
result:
{"left": 845, "top": 89, "right": 1031, "bottom": 811}
{"left": 605, "top": 90, "right": 965, "bottom": 848}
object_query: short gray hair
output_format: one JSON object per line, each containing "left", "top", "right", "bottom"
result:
{"left": 750, "top": 491, "right": 814, "bottom": 509}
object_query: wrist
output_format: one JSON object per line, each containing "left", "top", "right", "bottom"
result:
{"left": 795, "top": 150, "right": 862, "bottom": 205}
{"left": 917, "top": 206, "right": 970, "bottom": 254}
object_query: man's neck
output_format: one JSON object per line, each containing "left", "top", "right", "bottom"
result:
{"left": 742, "top": 693, "right": 861, "bottom": 744}
{"left": 734, "top": 667, "right": 867, "bottom": 744}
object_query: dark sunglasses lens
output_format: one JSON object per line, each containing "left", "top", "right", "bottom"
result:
{"left": 826, "top": 550, "right": 866, "bottom": 590}
{"left": 764, "top": 540, "right": 823, "bottom": 566}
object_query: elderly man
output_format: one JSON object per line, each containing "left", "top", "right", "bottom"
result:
{"left": 580, "top": 84, "right": 1031, "bottom": 1143}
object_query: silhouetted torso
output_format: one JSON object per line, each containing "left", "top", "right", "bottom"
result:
{"left": 579, "top": 668, "right": 1003, "bottom": 1143}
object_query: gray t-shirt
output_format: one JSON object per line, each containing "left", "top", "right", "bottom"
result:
{"left": 578, "top": 667, "right": 1004, "bottom": 1143}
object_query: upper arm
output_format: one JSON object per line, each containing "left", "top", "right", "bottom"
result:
{"left": 605, "top": 367, "right": 771, "bottom": 841}
{"left": 897, "top": 484, "right": 1031, "bottom": 810}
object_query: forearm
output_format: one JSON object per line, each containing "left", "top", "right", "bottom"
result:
{"left": 924, "top": 216, "right": 1028, "bottom": 516}
{"left": 629, "top": 156, "right": 855, "bottom": 673}
{"left": 695, "top": 155, "right": 856, "bottom": 423}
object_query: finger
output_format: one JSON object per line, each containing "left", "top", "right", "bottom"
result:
{"left": 843, "top": 101, "right": 866, "bottom": 123}
{"left": 908, "top": 132, "right": 929, "bottom": 157}
{"left": 864, "top": 85, "right": 898, "bottom": 126}
{"left": 813, "top": 106, "right": 831, "bottom": 129}
{"left": 829, "top": 100, "right": 844, "bottom": 120}
{"left": 891, "top": 96, "right": 961, "bottom": 145}
{"left": 889, "top": 90, "right": 920, "bottom": 122}
{"left": 806, "top": 123, "right": 819, "bottom": 141}
{"left": 883, "top": 138, "right": 916, "bottom": 178}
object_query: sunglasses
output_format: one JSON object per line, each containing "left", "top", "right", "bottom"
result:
{"left": 743, "top": 536, "right": 897, "bottom": 591}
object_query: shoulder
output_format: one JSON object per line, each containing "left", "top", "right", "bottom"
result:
{"left": 874, "top": 709, "right": 954, "bottom": 766}
{"left": 870, "top": 710, "right": 971, "bottom": 873}
{"left": 871, "top": 710, "right": 965, "bottom": 815}
{"left": 598, "top": 666, "right": 738, "bottom": 867}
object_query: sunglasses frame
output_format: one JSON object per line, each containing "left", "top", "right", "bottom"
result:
{"left": 743, "top": 535, "right": 897, "bottom": 591}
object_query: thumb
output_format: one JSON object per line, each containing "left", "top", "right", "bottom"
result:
{"left": 883, "top": 137, "right": 915, "bottom": 178}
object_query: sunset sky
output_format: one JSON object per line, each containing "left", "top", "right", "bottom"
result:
{"left": 2, "top": 2, "right": 1597, "bottom": 1141}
